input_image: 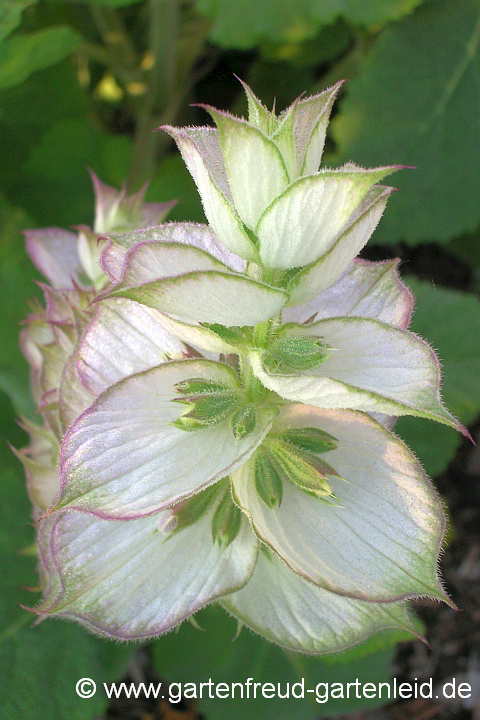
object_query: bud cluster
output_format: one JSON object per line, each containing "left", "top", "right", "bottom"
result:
{"left": 16, "top": 80, "right": 463, "bottom": 653}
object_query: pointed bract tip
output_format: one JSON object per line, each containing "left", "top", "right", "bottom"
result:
{"left": 457, "top": 422, "right": 475, "bottom": 444}
{"left": 419, "top": 635, "right": 431, "bottom": 649}
{"left": 233, "top": 73, "right": 247, "bottom": 88}
{"left": 155, "top": 123, "right": 175, "bottom": 134}
{"left": 441, "top": 592, "right": 459, "bottom": 611}
{"left": 20, "top": 603, "right": 38, "bottom": 614}
{"left": 37, "top": 506, "right": 56, "bottom": 522}
{"left": 87, "top": 167, "right": 99, "bottom": 185}
{"left": 190, "top": 102, "right": 231, "bottom": 118}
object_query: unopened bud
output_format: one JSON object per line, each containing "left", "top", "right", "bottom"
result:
{"left": 264, "top": 336, "right": 329, "bottom": 373}
{"left": 172, "top": 377, "right": 239, "bottom": 431}
{"left": 270, "top": 440, "right": 337, "bottom": 499}
{"left": 254, "top": 448, "right": 283, "bottom": 508}
{"left": 170, "top": 484, "right": 220, "bottom": 535}
{"left": 279, "top": 427, "right": 337, "bottom": 454}
{"left": 211, "top": 486, "right": 242, "bottom": 549}
{"left": 231, "top": 404, "right": 257, "bottom": 440}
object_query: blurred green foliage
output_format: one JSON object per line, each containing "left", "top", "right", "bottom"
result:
{"left": 0, "top": 1, "right": 39, "bottom": 42}
{"left": 0, "top": 26, "right": 82, "bottom": 89}
{"left": 0, "top": 441, "right": 134, "bottom": 720}
{"left": 196, "top": 0, "right": 425, "bottom": 49}
{"left": 332, "top": 0, "right": 480, "bottom": 245}
{"left": 153, "top": 605, "right": 421, "bottom": 719}
{"left": 1, "top": 0, "right": 479, "bottom": 717}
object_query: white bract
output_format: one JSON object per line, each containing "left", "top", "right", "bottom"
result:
{"left": 17, "top": 82, "right": 464, "bottom": 654}
{"left": 25, "top": 171, "right": 175, "bottom": 291}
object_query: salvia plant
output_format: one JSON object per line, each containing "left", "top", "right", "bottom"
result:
{"left": 16, "top": 81, "right": 466, "bottom": 654}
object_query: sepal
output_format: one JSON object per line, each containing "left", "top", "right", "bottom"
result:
{"left": 56, "top": 360, "right": 276, "bottom": 518}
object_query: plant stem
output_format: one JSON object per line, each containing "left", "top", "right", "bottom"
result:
{"left": 127, "top": 0, "right": 180, "bottom": 190}
{"left": 90, "top": 5, "right": 138, "bottom": 69}
{"left": 240, "top": 322, "right": 272, "bottom": 401}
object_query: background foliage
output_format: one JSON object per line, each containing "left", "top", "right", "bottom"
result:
{"left": 1, "top": 0, "right": 479, "bottom": 717}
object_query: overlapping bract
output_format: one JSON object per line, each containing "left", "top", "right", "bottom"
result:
{"left": 17, "top": 83, "right": 461, "bottom": 654}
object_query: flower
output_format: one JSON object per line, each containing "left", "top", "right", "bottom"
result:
{"left": 25, "top": 171, "right": 176, "bottom": 291}
{"left": 18, "top": 83, "right": 463, "bottom": 654}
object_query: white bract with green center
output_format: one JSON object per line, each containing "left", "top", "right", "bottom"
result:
{"left": 18, "top": 82, "right": 464, "bottom": 653}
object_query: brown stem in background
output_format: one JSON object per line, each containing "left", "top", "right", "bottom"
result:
{"left": 127, "top": 0, "right": 211, "bottom": 190}
{"left": 90, "top": 5, "right": 138, "bottom": 69}
{"left": 127, "top": 0, "right": 179, "bottom": 190}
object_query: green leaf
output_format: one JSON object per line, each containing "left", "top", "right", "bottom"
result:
{"left": 0, "top": 62, "right": 88, "bottom": 185}
{"left": 0, "top": 62, "right": 99, "bottom": 229}
{"left": 448, "top": 231, "right": 480, "bottom": 269}
{"left": 0, "top": 427, "right": 134, "bottom": 720}
{"left": 197, "top": 0, "right": 424, "bottom": 49}
{"left": 332, "top": 0, "right": 480, "bottom": 245}
{"left": 152, "top": 604, "right": 415, "bottom": 719}
{"left": 0, "top": 193, "right": 40, "bottom": 417}
{"left": 197, "top": 0, "right": 320, "bottom": 49}
{"left": 0, "top": 620, "right": 133, "bottom": 720}
{"left": 148, "top": 153, "right": 205, "bottom": 223}
{"left": 77, "top": 0, "right": 142, "bottom": 6}
{"left": 396, "top": 277, "right": 480, "bottom": 475}
{"left": 17, "top": 119, "right": 132, "bottom": 227}
{"left": 260, "top": 20, "right": 351, "bottom": 68}
{"left": 0, "top": 27, "right": 83, "bottom": 90}
{"left": 324, "top": 0, "right": 424, "bottom": 25}
{"left": 395, "top": 417, "right": 462, "bottom": 478}
{"left": 0, "top": 0, "right": 39, "bottom": 43}
{"left": 405, "top": 278, "right": 480, "bottom": 423}
{"left": 0, "top": 448, "right": 37, "bottom": 630}
{"left": 241, "top": 61, "right": 316, "bottom": 120}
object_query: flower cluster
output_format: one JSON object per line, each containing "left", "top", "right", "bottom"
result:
{"left": 17, "top": 82, "right": 462, "bottom": 654}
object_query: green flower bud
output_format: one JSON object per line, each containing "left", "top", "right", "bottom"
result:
{"left": 169, "top": 483, "right": 220, "bottom": 535}
{"left": 253, "top": 447, "right": 284, "bottom": 508}
{"left": 211, "top": 485, "right": 243, "bottom": 549}
{"left": 230, "top": 404, "right": 257, "bottom": 440}
{"left": 172, "top": 378, "right": 239, "bottom": 431}
{"left": 264, "top": 336, "right": 329, "bottom": 373}
{"left": 278, "top": 427, "right": 338, "bottom": 454}
{"left": 267, "top": 439, "right": 340, "bottom": 500}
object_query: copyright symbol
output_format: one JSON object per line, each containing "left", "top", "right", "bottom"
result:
{"left": 76, "top": 678, "right": 97, "bottom": 698}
